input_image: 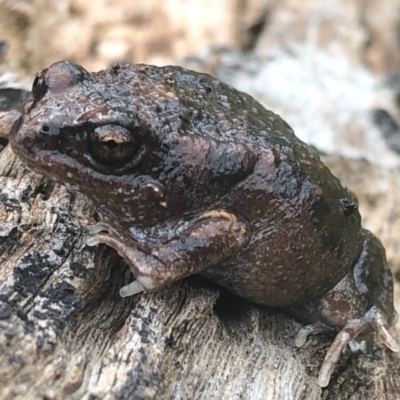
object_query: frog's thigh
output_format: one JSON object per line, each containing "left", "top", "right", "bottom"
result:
{"left": 87, "top": 210, "right": 251, "bottom": 295}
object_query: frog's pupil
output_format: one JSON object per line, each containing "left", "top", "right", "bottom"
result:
{"left": 104, "top": 140, "right": 118, "bottom": 148}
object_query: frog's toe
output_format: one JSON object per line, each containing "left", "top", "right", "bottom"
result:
{"left": 88, "top": 222, "right": 110, "bottom": 235}
{"left": 318, "top": 306, "right": 399, "bottom": 387}
{"left": 370, "top": 307, "right": 399, "bottom": 352}
{"left": 295, "top": 321, "right": 335, "bottom": 347}
{"left": 318, "top": 321, "right": 361, "bottom": 387}
{"left": 119, "top": 280, "right": 145, "bottom": 297}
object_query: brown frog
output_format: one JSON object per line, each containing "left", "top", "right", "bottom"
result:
{"left": 1, "top": 61, "right": 398, "bottom": 387}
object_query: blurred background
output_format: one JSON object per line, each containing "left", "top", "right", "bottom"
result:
{"left": 1, "top": 0, "right": 400, "bottom": 312}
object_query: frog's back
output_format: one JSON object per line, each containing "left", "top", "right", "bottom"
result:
{"left": 90, "top": 64, "right": 296, "bottom": 145}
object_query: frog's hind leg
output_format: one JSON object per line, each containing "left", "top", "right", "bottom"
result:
{"left": 292, "top": 228, "right": 399, "bottom": 387}
{"left": 294, "top": 286, "right": 399, "bottom": 387}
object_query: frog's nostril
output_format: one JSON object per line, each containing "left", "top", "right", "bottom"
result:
{"left": 40, "top": 123, "right": 60, "bottom": 136}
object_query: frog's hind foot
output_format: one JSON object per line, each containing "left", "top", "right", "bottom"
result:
{"left": 316, "top": 306, "right": 398, "bottom": 387}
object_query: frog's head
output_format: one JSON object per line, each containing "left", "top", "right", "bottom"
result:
{"left": 9, "top": 61, "right": 257, "bottom": 227}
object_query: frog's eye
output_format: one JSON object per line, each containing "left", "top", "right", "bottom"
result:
{"left": 88, "top": 124, "right": 140, "bottom": 167}
{"left": 32, "top": 61, "right": 88, "bottom": 102}
{"left": 32, "top": 69, "right": 49, "bottom": 102}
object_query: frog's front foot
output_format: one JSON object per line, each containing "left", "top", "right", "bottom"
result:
{"left": 87, "top": 211, "right": 250, "bottom": 297}
{"left": 86, "top": 223, "right": 148, "bottom": 297}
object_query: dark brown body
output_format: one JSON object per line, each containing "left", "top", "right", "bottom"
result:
{"left": 9, "top": 61, "right": 362, "bottom": 306}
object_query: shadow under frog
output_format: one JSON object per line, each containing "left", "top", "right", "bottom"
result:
{"left": 1, "top": 60, "right": 398, "bottom": 387}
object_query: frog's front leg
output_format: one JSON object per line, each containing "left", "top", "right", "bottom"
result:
{"left": 292, "top": 229, "right": 399, "bottom": 387}
{"left": 87, "top": 210, "right": 251, "bottom": 296}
